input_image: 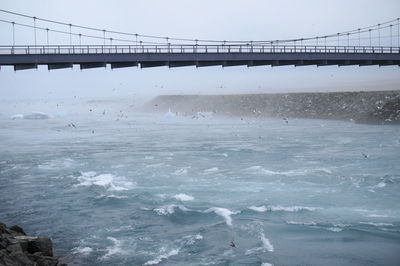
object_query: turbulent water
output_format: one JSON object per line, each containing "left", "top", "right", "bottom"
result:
{"left": 0, "top": 100, "right": 400, "bottom": 266}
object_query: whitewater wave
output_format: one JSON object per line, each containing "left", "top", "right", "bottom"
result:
{"left": 203, "top": 167, "right": 219, "bottom": 173}
{"left": 145, "top": 163, "right": 166, "bottom": 168}
{"left": 248, "top": 205, "right": 319, "bottom": 212}
{"left": 359, "top": 222, "right": 394, "bottom": 227}
{"left": 182, "top": 233, "right": 203, "bottom": 245}
{"left": 96, "top": 194, "right": 129, "bottom": 199}
{"left": 248, "top": 206, "right": 268, "bottom": 212}
{"left": 72, "top": 246, "right": 93, "bottom": 256}
{"left": 286, "top": 221, "right": 318, "bottom": 226}
{"left": 173, "top": 193, "right": 194, "bottom": 201}
{"left": 101, "top": 237, "right": 126, "bottom": 260}
{"left": 204, "top": 207, "right": 240, "bottom": 226}
{"left": 154, "top": 204, "right": 190, "bottom": 215}
{"left": 326, "top": 227, "right": 343, "bottom": 232}
{"left": 245, "top": 230, "right": 274, "bottom": 255}
{"left": 286, "top": 221, "right": 348, "bottom": 232}
{"left": 260, "top": 232, "right": 274, "bottom": 252}
{"left": 143, "top": 247, "right": 180, "bottom": 265}
{"left": 74, "top": 171, "right": 135, "bottom": 191}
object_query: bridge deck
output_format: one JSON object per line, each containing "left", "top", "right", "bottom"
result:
{"left": 0, "top": 45, "right": 399, "bottom": 70}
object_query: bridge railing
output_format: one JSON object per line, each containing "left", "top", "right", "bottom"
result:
{"left": 0, "top": 44, "right": 399, "bottom": 55}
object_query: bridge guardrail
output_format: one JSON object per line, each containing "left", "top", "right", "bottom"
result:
{"left": 0, "top": 45, "right": 399, "bottom": 55}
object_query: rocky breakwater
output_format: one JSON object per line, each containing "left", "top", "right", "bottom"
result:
{"left": 144, "top": 90, "right": 400, "bottom": 124}
{"left": 0, "top": 222, "right": 65, "bottom": 266}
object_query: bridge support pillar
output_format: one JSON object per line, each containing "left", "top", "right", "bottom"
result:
{"left": 48, "top": 63, "right": 73, "bottom": 70}
{"left": 14, "top": 64, "right": 37, "bottom": 71}
{"left": 140, "top": 62, "right": 168, "bottom": 68}
{"left": 111, "top": 62, "right": 138, "bottom": 69}
{"left": 196, "top": 61, "right": 223, "bottom": 67}
{"left": 168, "top": 61, "right": 197, "bottom": 68}
{"left": 80, "top": 63, "right": 106, "bottom": 69}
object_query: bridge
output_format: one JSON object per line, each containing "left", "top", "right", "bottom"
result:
{"left": 0, "top": 9, "right": 399, "bottom": 71}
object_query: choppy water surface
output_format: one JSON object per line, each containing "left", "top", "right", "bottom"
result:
{"left": 0, "top": 103, "right": 399, "bottom": 265}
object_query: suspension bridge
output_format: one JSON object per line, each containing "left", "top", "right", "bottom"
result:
{"left": 0, "top": 9, "right": 399, "bottom": 71}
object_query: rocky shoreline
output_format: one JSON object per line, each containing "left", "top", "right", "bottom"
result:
{"left": 144, "top": 90, "right": 400, "bottom": 124}
{"left": 0, "top": 222, "right": 65, "bottom": 266}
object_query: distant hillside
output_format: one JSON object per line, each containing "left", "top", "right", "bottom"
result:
{"left": 144, "top": 90, "right": 400, "bottom": 124}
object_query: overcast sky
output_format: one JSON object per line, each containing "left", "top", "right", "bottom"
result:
{"left": 0, "top": 0, "right": 399, "bottom": 101}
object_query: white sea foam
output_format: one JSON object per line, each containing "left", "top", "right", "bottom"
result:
{"left": 286, "top": 221, "right": 318, "bottom": 226}
{"left": 183, "top": 233, "right": 203, "bottom": 245}
{"left": 72, "top": 246, "right": 93, "bottom": 255}
{"left": 145, "top": 156, "right": 154, "bottom": 160}
{"left": 366, "top": 214, "right": 390, "bottom": 218}
{"left": 249, "top": 205, "right": 318, "bottom": 212}
{"left": 245, "top": 231, "right": 274, "bottom": 255}
{"left": 245, "top": 166, "right": 330, "bottom": 176}
{"left": 173, "top": 193, "right": 194, "bottom": 201}
{"left": 205, "top": 207, "right": 240, "bottom": 226}
{"left": 260, "top": 232, "right": 274, "bottom": 252}
{"left": 359, "top": 222, "right": 394, "bottom": 227}
{"left": 248, "top": 205, "right": 268, "bottom": 212}
{"left": 101, "top": 237, "right": 125, "bottom": 259}
{"left": 154, "top": 204, "right": 190, "bottom": 215}
{"left": 268, "top": 205, "right": 318, "bottom": 212}
{"left": 261, "top": 263, "right": 274, "bottom": 266}
{"left": 172, "top": 167, "right": 190, "bottom": 176}
{"left": 203, "top": 167, "right": 219, "bottom": 173}
{"left": 145, "top": 163, "right": 166, "bottom": 168}
{"left": 245, "top": 166, "right": 282, "bottom": 175}
{"left": 143, "top": 247, "right": 180, "bottom": 265}
{"left": 375, "top": 182, "right": 386, "bottom": 188}
{"left": 96, "top": 194, "right": 128, "bottom": 199}
{"left": 74, "top": 172, "right": 134, "bottom": 191}
{"left": 326, "top": 227, "right": 343, "bottom": 232}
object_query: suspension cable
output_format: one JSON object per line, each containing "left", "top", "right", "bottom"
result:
{"left": 0, "top": 8, "right": 399, "bottom": 45}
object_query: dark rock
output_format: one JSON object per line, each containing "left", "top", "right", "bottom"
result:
{"left": 8, "top": 226, "right": 25, "bottom": 236}
{"left": 144, "top": 90, "right": 400, "bottom": 124}
{"left": 27, "top": 237, "right": 53, "bottom": 257}
{"left": 0, "top": 222, "right": 65, "bottom": 266}
{"left": 366, "top": 97, "right": 400, "bottom": 124}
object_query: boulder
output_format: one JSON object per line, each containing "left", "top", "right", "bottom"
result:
{"left": 0, "top": 222, "right": 64, "bottom": 266}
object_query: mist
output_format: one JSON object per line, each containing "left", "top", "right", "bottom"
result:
{"left": 1, "top": 1, "right": 400, "bottom": 266}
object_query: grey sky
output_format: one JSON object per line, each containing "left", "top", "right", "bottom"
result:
{"left": 0, "top": 0, "right": 399, "bottom": 100}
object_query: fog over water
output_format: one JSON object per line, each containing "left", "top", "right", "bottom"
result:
{"left": 1, "top": 1, "right": 400, "bottom": 265}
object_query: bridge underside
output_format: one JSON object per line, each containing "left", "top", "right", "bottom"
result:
{"left": 0, "top": 53, "right": 399, "bottom": 70}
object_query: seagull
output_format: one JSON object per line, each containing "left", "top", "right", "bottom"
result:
{"left": 362, "top": 153, "right": 369, "bottom": 159}
{"left": 283, "top": 117, "right": 289, "bottom": 124}
{"left": 230, "top": 240, "right": 236, "bottom": 248}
